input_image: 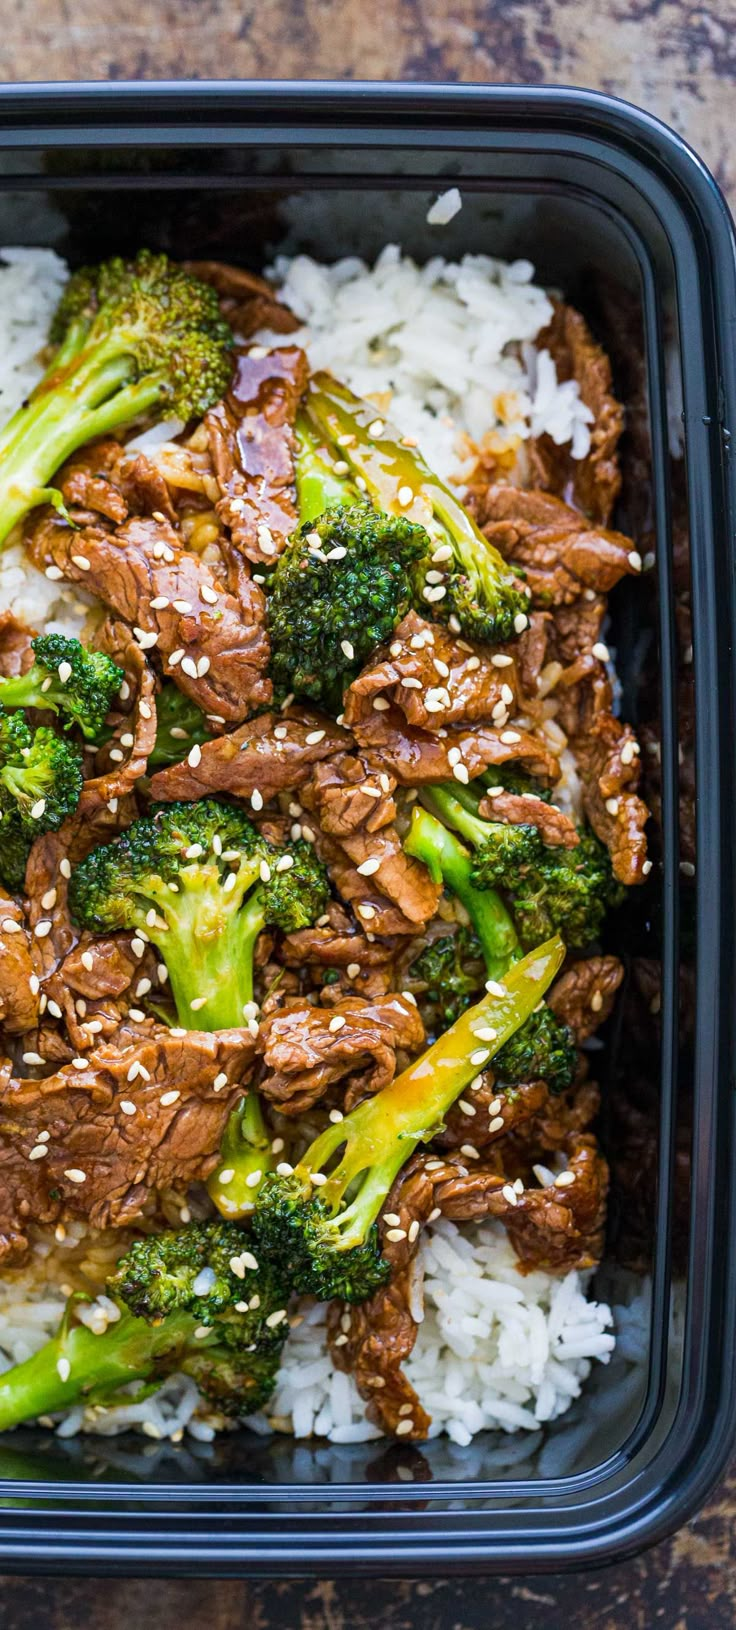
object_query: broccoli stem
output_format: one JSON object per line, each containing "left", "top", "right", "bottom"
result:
{"left": 300, "top": 934, "right": 564, "bottom": 1243}
{"left": 0, "top": 1302, "right": 209, "bottom": 1432}
{"left": 404, "top": 802, "right": 519, "bottom": 980}
{"left": 159, "top": 883, "right": 265, "bottom": 1032}
{"left": 0, "top": 367, "right": 163, "bottom": 544}
{"left": 207, "top": 1089, "right": 275, "bottom": 1217}
{"left": 294, "top": 413, "right": 359, "bottom": 522}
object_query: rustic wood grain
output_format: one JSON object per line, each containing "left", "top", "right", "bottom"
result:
{"left": 1, "top": 1, "right": 736, "bottom": 1622}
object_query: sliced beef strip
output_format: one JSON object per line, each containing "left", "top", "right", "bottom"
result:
{"left": 476, "top": 484, "right": 639, "bottom": 606}
{"left": 477, "top": 788, "right": 579, "bottom": 848}
{"left": 434, "top": 1077, "right": 550, "bottom": 1154}
{"left": 206, "top": 345, "right": 308, "bottom": 570}
{"left": 148, "top": 708, "right": 351, "bottom": 803}
{"left": 328, "top": 1261, "right": 431, "bottom": 1440}
{"left": 307, "top": 754, "right": 397, "bottom": 838}
{"left": 0, "top": 1027, "right": 255, "bottom": 1265}
{"left": 548, "top": 955, "right": 624, "bottom": 1044}
{"left": 308, "top": 828, "right": 429, "bottom": 938}
{"left": 574, "top": 711, "right": 649, "bottom": 885}
{"left": 280, "top": 904, "right": 402, "bottom": 980}
{"left": 501, "top": 1081, "right": 601, "bottom": 1179}
{"left": 184, "top": 260, "right": 300, "bottom": 341}
{"left": 344, "top": 697, "right": 560, "bottom": 789}
{"left": 433, "top": 1134, "right": 609, "bottom": 1273}
{"left": 0, "top": 609, "right": 36, "bottom": 678}
{"left": 58, "top": 441, "right": 178, "bottom": 528}
{"left": 26, "top": 509, "right": 271, "bottom": 722}
{"left": 345, "top": 611, "right": 520, "bottom": 733}
{"left": 0, "top": 891, "right": 40, "bottom": 1035}
{"left": 258, "top": 993, "right": 424, "bottom": 1117}
{"left": 42, "top": 935, "right": 163, "bottom": 1054}
{"left": 303, "top": 762, "right": 441, "bottom": 928}
{"left": 528, "top": 299, "right": 624, "bottom": 526}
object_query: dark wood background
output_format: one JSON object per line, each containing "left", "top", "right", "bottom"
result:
{"left": 1, "top": 2, "right": 735, "bottom": 1623}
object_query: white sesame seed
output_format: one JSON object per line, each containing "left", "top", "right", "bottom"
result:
{"left": 120, "top": 1100, "right": 137, "bottom": 1116}
{"left": 45, "top": 564, "right": 63, "bottom": 580}
{"left": 150, "top": 596, "right": 170, "bottom": 610}
{"left": 502, "top": 1183, "right": 518, "bottom": 1206}
{"left": 56, "top": 1357, "right": 71, "bottom": 1382}
{"left": 275, "top": 854, "right": 294, "bottom": 873}
{"left": 368, "top": 418, "right": 384, "bottom": 436}
{"left": 372, "top": 696, "right": 390, "bottom": 711}
{"left": 70, "top": 553, "right": 91, "bottom": 572}
{"left": 397, "top": 484, "right": 414, "bottom": 507}
{"left": 259, "top": 859, "right": 272, "bottom": 884}
{"left": 276, "top": 1161, "right": 294, "bottom": 1177}
{"left": 458, "top": 1099, "right": 476, "bottom": 1116}
{"left": 29, "top": 974, "right": 40, "bottom": 996}
{"left": 356, "top": 855, "right": 381, "bottom": 877}
{"left": 217, "top": 1168, "right": 235, "bottom": 1186}
{"left": 591, "top": 990, "right": 604, "bottom": 1012}
{"left": 470, "top": 1048, "right": 490, "bottom": 1067}
{"left": 329, "top": 1014, "right": 347, "bottom": 1032}
{"left": 346, "top": 962, "right": 361, "bottom": 979}
{"left": 513, "top": 612, "right": 529, "bottom": 634}
{"left": 605, "top": 797, "right": 620, "bottom": 816}
{"left": 30, "top": 798, "right": 46, "bottom": 820}
{"left": 452, "top": 763, "right": 470, "bottom": 785}
{"left": 488, "top": 1116, "right": 505, "bottom": 1133}
{"left": 245, "top": 1169, "right": 262, "bottom": 1188}
{"left": 306, "top": 729, "right": 326, "bottom": 745}
{"left": 385, "top": 1227, "right": 407, "bottom": 1242}
{"left": 460, "top": 1144, "right": 479, "bottom": 1160}
{"left": 465, "top": 655, "right": 481, "bottom": 672}
{"left": 160, "top": 1089, "right": 181, "bottom": 1106}
{"left": 181, "top": 657, "right": 198, "bottom": 680}
{"left": 1, "top": 917, "right": 21, "bottom": 934}
{"left": 474, "top": 1026, "right": 498, "bottom": 1042}
{"left": 680, "top": 859, "right": 696, "bottom": 877}
{"left": 173, "top": 599, "right": 193, "bottom": 614}
{"left": 628, "top": 550, "right": 643, "bottom": 571}
{"left": 642, "top": 858, "right": 653, "bottom": 876}
{"left": 196, "top": 656, "right": 211, "bottom": 679}
{"left": 555, "top": 1170, "right": 576, "bottom": 1187}
{"left": 34, "top": 920, "right": 52, "bottom": 939}
{"left": 190, "top": 996, "right": 208, "bottom": 1011}
{"left": 201, "top": 583, "right": 219, "bottom": 605}
{"left": 22, "top": 1052, "right": 44, "bottom": 1065}
{"left": 358, "top": 903, "right": 376, "bottom": 921}
{"left": 168, "top": 648, "right": 184, "bottom": 667}
{"left": 340, "top": 639, "right": 355, "bottom": 661}
{"left": 250, "top": 789, "right": 263, "bottom": 811}
{"left": 592, "top": 642, "right": 610, "bottom": 662}
{"left": 134, "top": 628, "right": 159, "bottom": 651}
{"left": 28, "top": 1144, "right": 49, "bottom": 1160}
{"left": 64, "top": 1168, "right": 87, "bottom": 1184}
{"left": 329, "top": 1108, "right": 344, "bottom": 1124}
{"left": 301, "top": 824, "right": 315, "bottom": 843}
{"left": 425, "top": 570, "right": 444, "bottom": 586}
{"left": 499, "top": 730, "right": 521, "bottom": 745}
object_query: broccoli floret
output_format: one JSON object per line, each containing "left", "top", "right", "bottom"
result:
{"left": 267, "top": 419, "right": 430, "bottom": 712}
{"left": 0, "top": 706, "right": 83, "bottom": 836}
{"left": 0, "top": 1220, "right": 291, "bottom": 1430}
{"left": 0, "top": 810, "right": 33, "bottom": 894}
{"left": 481, "top": 765, "right": 553, "bottom": 803}
{"left": 404, "top": 801, "right": 576, "bottom": 1092}
{"left": 0, "top": 634, "right": 123, "bottom": 739}
{"left": 494, "top": 1005, "right": 577, "bottom": 1095}
{"left": 68, "top": 797, "right": 329, "bottom": 1031}
{"left": 304, "top": 373, "right": 529, "bottom": 648}
{"left": 0, "top": 250, "right": 234, "bottom": 546}
{"left": 147, "top": 683, "right": 213, "bottom": 770}
{"left": 503, "top": 825, "right": 627, "bottom": 952}
{"left": 410, "top": 924, "right": 486, "bottom": 1031}
{"left": 423, "top": 782, "right": 543, "bottom": 889}
{"left": 251, "top": 935, "right": 565, "bottom": 1302}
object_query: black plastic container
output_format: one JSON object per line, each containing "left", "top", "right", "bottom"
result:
{"left": 0, "top": 80, "right": 735, "bottom": 1575}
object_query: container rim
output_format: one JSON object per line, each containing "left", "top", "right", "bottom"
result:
{"left": 0, "top": 78, "right": 734, "bottom": 1575}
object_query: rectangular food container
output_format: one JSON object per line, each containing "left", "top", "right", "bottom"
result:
{"left": 0, "top": 79, "right": 735, "bottom": 1575}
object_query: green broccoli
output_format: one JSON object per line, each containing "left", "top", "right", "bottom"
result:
{"left": 251, "top": 934, "right": 565, "bottom": 1303}
{"left": 0, "top": 706, "right": 83, "bottom": 836}
{"left": 0, "top": 1220, "right": 291, "bottom": 1431}
{"left": 428, "top": 781, "right": 624, "bottom": 951}
{"left": 0, "top": 250, "right": 234, "bottom": 546}
{"left": 0, "top": 810, "right": 34, "bottom": 894}
{"left": 409, "top": 924, "right": 486, "bottom": 1031}
{"left": 304, "top": 373, "right": 530, "bottom": 647}
{"left": 0, "top": 634, "right": 123, "bottom": 740}
{"left": 404, "top": 802, "right": 576, "bottom": 1093}
{"left": 266, "top": 417, "right": 430, "bottom": 712}
{"left": 147, "top": 683, "right": 213, "bottom": 770}
{"left": 69, "top": 798, "right": 330, "bottom": 1214}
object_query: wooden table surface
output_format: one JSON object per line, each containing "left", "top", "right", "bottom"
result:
{"left": 1, "top": 2, "right": 735, "bottom": 1624}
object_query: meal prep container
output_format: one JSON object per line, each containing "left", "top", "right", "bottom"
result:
{"left": 0, "top": 79, "right": 735, "bottom": 1576}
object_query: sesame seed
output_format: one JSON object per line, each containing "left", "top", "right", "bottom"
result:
{"left": 45, "top": 564, "right": 63, "bottom": 580}
{"left": 340, "top": 638, "right": 355, "bottom": 661}
{"left": 201, "top": 583, "right": 219, "bottom": 605}
{"left": 680, "top": 859, "right": 696, "bottom": 877}
{"left": 150, "top": 596, "right": 170, "bottom": 610}
{"left": 36, "top": 1131, "right": 49, "bottom": 1143}
{"left": 642, "top": 858, "right": 653, "bottom": 876}
{"left": 555, "top": 1170, "right": 576, "bottom": 1187}
{"left": 259, "top": 859, "right": 272, "bottom": 883}
{"left": 425, "top": 570, "right": 444, "bottom": 586}
{"left": 502, "top": 1183, "right": 518, "bottom": 1206}
{"left": 485, "top": 980, "right": 507, "bottom": 998}
{"left": 424, "top": 1159, "right": 444, "bottom": 1171}
{"left": 250, "top": 789, "right": 263, "bottom": 811}
{"left": 385, "top": 1227, "right": 407, "bottom": 1242}
{"left": 368, "top": 418, "right": 384, "bottom": 437}
{"left": 407, "top": 1219, "right": 420, "bottom": 1243}
{"left": 71, "top": 553, "right": 91, "bottom": 571}
{"left": 356, "top": 855, "right": 381, "bottom": 877}
{"left": 276, "top": 1162, "right": 294, "bottom": 1177}
{"left": 465, "top": 655, "right": 481, "bottom": 672}
{"left": 329, "top": 1014, "right": 347, "bottom": 1032}
{"left": 513, "top": 612, "right": 529, "bottom": 634}
{"left": 347, "top": 962, "right": 361, "bottom": 979}
{"left": 64, "top": 1168, "right": 87, "bottom": 1184}
{"left": 275, "top": 854, "right": 294, "bottom": 873}
{"left": 134, "top": 628, "right": 159, "bottom": 651}
{"left": 491, "top": 653, "right": 514, "bottom": 668}
{"left": 592, "top": 642, "right": 610, "bottom": 662}
{"left": 301, "top": 824, "right": 315, "bottom": 842}
{"left": 311, "top": 1172, "right": 328, "bottom": 1185}
{"left": 395, "top": 1418, "right": 414, "bottom": 1435}
{"left": 358, "top": 904, "right": 376, "bottom": 921}
{"left": 30, "top": 798, "right": 46, "bottom": 820}
{"left": 29, "top": 1144, "right": 49, "bottom": 1160}
{"left": 120, "top": 1100, "right": 136, "bottom": 1116}
{"left": 197, "top": 656, "right": 211, "bottom": 678}
{"left": 372, "top": 696, "right": 390, "bottom": 711}
{"left": 72, "top": 1057, "right": 88, "bottom": 1072}
{"left": 329, "top": 1108, "right": 344, "bottom": 1123}
{"left": 22, "top": 1052, "right": 44, "bottom": 1065}
{"left": 107, "top": 798, "right": 118, "bottom": 814}
{"left": 433, "top": 658, "right": 450, "bottom": 679}
{"left": 452, "top": 763, "right": 470, "bottom": 785}
{"left": 401, "top": 990, "right": 417, "bottom": 1006}
{"left": 190, "top": 996, "right": 208, "bottom": 1011}
{"left": 499, "top": 730, "right": 521, "bottom": 745}
{"left": 173, "top": 599, "right": 192, "bottom": 614}
{"left": 488, "top": 1097, "right": 502, "bottom": 1115}
{"left": 1, "top": 917, "right": 20, "bottom": 934}
{"left": 59, "top": 858, "right": 72, "bottom": 880}
{"left": 34, "top": 921, "right": 52, "bottom": 939}
{"left": 218, "top": 1168, "right": 235, "bottom": 1186}
{"left": 470, "top": 1048, "right": 490, "bottom": 1068}
{"left": 290, "top": 822, "right": 302, "bottom": 840}
{"left": 306, "top": 729, "right": 326, "bottom": 745}
{"left": 169, "top": 648, "right": 184, "bottom": 667}
{"left": 383, "top": 1213, "right": 401, "bottom": 1226}
{"left": 458, "top": 1099, "right": 476, "bottom": 1116}
{"left": 590, "top": 990, "right": 603, "bottom": 1012}
{"left": 29, "top": 974, "right": 40, "bottom": 996}
{"left": 244, "top": 1169, "right": 262, "bottom": 1190}
{"left": 488, "top": 1116, "right": 505, "bottom": 1133}
{"left": 605, "top": 797, "right": 619, "bottom": 816}
{"left": 130, "top": 939, "right": 145, "bottom": 959}
{"left": 628, "top": 550, "right": 643, "bottom": 571}
{"left": 474, "top": 1026, "right": 498, "bottom": 1042}
{"left": 181, "top": 657, "right": 198, "bottom": 679}
{"left": 460, "top": 1144, "right": 480, "bottom": 1159}
{"left": 56, "top": 1357, "right": 71, "bottom": 1382}
{"left": 160, "top": 1089, "right": 180, "bottom": 1106}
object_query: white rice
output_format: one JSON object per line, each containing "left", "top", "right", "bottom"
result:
{"left": 0, "top": 246, "right": 620, "bottom": 1448}
{"left": 263, "top": 245, "right": 593, "bottom": 483}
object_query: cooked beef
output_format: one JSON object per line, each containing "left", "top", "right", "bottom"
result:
{"left": 26, "top": 509, "right": 271, "bottom": 722}
{"left": 0, "top": 1027, "right": 255, "bottom": 1264}
{"left": 548, "top": 955, "right": 624, "bottom": 1043}
{"left": 185, "top": 260, "right": 300, "bottom": 341}
{"left": 574, "top": 711, "right": 649, "bottom": 885}
{"left": 476, "top": 485, "right": 638, "bottom": 605}
{"left": 434, "top": 1076, "right": 550, "bottom": 1154}
{"left": 343, "top": 697, "right": 559, "bottom": 788}
{"left": 0, "top": 891, "right": 40, "bottom": 1035}
{"left": 308, "top": 754, "right": 397, "bottom": 837}
{"left": 206, "top": 345, "right": 308, "bottom": 568}
{"left": 304, "top": 758, "right": 442, "bottom": 928}
{"left": 279, "top": 903, "right": 402, "bottom": 1000}
{"left": 308, "top": 828, "right": 431, "bottom": 938}
{"left": 327, "top": 1261, "right": 431, "bottom": 1440}
{"left": 345, "top": 611, "right": 519, "bottom": 733}
{"left": 528, "top": 299, "right": 624, "bottom": 525}
{"left": 433, "top": 1134, "right": 608, "bottom": 1273}
{"left": 148, "top": 708, "right": 351, "bottom": 803}
{"left": 258, "top": 993, "right": 424, "bottom": 1117}
{"left": 0, "top": 609, "right": 35, "bottom": 678}
{"left": 477, "top": 787, "right": 579, "bottom": 848}
{"left": 58, "top": 441, "right": 177, "bottom": 527}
